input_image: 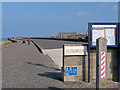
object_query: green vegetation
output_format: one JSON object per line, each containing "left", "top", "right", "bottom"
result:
{"left": 3, "top": 41, "right": 13, "bottom": 46}
{"left": 0, "top": 41, "right": 14, "bottom": 50}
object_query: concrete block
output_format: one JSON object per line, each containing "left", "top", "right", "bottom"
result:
{"left": 64, "top": 56, "right": 83, "bottom": 66}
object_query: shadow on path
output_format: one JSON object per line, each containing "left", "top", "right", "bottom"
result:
{"left": 48, "top": 87, "right": 63, "bottom": 90}
{"left": 38, "top": 72, "right": 62, "bottom": 81}
{"left": 26, "top": 62, "right": 60, "bottom": 71}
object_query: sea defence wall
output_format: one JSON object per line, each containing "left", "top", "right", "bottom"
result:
{"left": 62, "top": 44, "right": 118, "bottom": 82}
{"left": 25, "top": 37, "right": 88, "bottom": 42}
{"left": 90, "top": 48, "right": 118, "bottom": 82}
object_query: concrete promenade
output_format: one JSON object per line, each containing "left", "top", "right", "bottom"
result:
{"left": 2, "top": 42, "right": 65, "bottom": 88}
{"left": 2, "top": 41, "right": 119, "bottom": 88}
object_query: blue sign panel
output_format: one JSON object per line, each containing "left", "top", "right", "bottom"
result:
{"left": 65, "top": 67, "right": 77, "bottom": 75}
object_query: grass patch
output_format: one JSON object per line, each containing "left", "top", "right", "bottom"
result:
{"left": 4, "top": 42, "right": 13, "bottom": 45}
{"left": 0, "top": 41, "right": 14, "bottom": 50}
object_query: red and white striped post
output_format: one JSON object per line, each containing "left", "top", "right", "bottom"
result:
{"left": 96, "top": 37, "right": 107, "bottom": 89}
{"left": 101, "top": 52, "right": 106, "bottom": 79}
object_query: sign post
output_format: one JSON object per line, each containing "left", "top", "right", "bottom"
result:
{"left": 118, "top": 22, "right": 120, "bottom": 82}
{"left": 96, "top": 37, "right": 107, "bottom": 89}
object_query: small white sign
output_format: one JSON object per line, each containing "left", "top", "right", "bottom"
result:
{"left": 92, "top": 29, "right": 104, "bottom": 44}
{"left": 92, "top": 25, "right": 116, "bottom": 28}
{"left": 64, "top": 45, "right": 87, "bottom": 56}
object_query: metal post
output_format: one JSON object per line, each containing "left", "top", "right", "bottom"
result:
{"left": 88, "top": 23, "right": 91, "bottom": 83}
{"left": 119, "top": 22, "right": 120, "bottom": 82}
{"left": 118, "top": 1, "right": 120, "bottom": 82}
{"left": 96, "top": 37, "right": 107, "bottom": 89}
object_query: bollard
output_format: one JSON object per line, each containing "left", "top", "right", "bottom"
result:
{"left": 96, "top": 37, "right": 107, "bottom": 89}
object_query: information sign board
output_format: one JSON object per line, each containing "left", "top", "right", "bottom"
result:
{"left": 91, "top": 25, "right": 117, "bottom": 46}
{"left": 88, "top": 23, "right": 118, "bottom": 83}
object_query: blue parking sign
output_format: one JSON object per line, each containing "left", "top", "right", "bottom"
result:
{"left": 65, "top": 67, "right": 77, "bottom": 75}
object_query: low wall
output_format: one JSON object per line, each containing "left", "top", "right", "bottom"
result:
{"left": 31, "top": 40, "right": 43, "bottom": 54}
{"left": 63, "top": 44, "right": 118, "bottom": 82}
{"left": 63, "top": 44, "right": 88, "bottom": 82}
{"left": 9, "top": 39, "right": 17, "bottom": 43}
{"left": 63, "top": 56, "right": 88, "bottom": 81}
{"left": 90, "top": 48, "right": 118, "bottom": 82}
{"left": 25, "top": 37, "right": 88, "bottom": 42}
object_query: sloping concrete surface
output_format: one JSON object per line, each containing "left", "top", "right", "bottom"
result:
{"left": 43, "top": 48, "right": 63, "bottom": 69}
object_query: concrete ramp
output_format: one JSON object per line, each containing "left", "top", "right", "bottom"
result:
{"left": 43, "top": 48, "right": 63, "bottom": 69}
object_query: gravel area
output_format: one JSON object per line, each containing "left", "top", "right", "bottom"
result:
{"left": 2, "top": 41, "right": 119, "bottom": 89}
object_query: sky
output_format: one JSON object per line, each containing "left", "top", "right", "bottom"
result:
{"left": 2, "top": 2, "right": 118, "bottom": 38}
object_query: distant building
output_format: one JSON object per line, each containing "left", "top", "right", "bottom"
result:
{"left": 56, "top": 32, "right": 77, "bottom": 38}
{"left": 76, "top": 34, "right": 87, "bottom": 38}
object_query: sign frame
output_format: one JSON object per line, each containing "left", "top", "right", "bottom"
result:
{"left": 88, "top": 22, "right": 119, "bottom": 83}
{"left": 90, "top": 23, "right": 118, "bottom": 48}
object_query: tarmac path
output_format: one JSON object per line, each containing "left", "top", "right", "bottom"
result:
{"left": 2, "top": 42, "right": 66, "bottom": 88}
{"left": 2, "top": 41, "right": 118, "bottom": 89}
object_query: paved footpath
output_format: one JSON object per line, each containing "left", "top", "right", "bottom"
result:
{"left": 2, "top": 41, "right": 119, "bottom": 89}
